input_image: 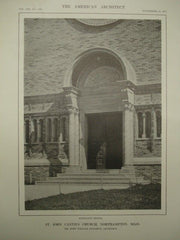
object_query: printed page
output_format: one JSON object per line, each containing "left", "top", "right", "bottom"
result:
{"left": 0, "top": 0, "right": 180, "bottom": 239}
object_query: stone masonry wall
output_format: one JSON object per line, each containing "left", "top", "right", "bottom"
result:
{"left": 24, "top": 142, "right": 68, "bottom": 183}
{"left": 25, "top": 166, "right": 49, "bottom": 184}
{"left": 135, "top": 139, "right": 161, "bottom": 157}
{"left": 134, "top": 165, "right": 161, "bottom": 183}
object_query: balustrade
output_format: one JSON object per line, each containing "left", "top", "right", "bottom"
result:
{"left": 24, "top": 116, "right": 68, "bottom": 144}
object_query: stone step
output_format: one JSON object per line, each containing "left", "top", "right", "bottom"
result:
{"left": 46, "top": 178, "right": 135, "bottom": 183}
{"left": 50, "top": 169, "right": 138, "bottom": 185}
{"left": 38, "top": 174, "right": 135, "bottom": 182}
{"left": 54, "top": 175, "right": 134, "bottom": 179}
{"left": 36, "top": 178, "right": 150, "bottom": 187}
{"left": 56, "top": 172, "right": 135, "bottom": 178}
{"left": 35, "top": 164, "right": 151, "bottom": 195}
{"left": 43, "top": 179, "right": 133, "bottom": 183}
{"left": 36, "top": 180, "right": 133, "bottom": 185}
{"left": 35, "top": 174, "right": 150, "bottom": 195}
{"left": 36, "top": 178, "right": 143, "bottom": 185}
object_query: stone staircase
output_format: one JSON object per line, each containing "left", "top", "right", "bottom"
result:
{"left": 35, "top": 166, "right": 150, "bottom": 194}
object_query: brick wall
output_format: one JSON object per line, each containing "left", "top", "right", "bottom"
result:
{"left": 24, "top": 19, "right": 161, "bottom": 96}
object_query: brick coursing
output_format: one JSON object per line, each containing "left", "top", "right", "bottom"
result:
{"left": 24, "top": 19, "right": 161, "bottom": 96}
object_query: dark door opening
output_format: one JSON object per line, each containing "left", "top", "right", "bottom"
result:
{"left": 87, "top": 112, "right": 123, "bottom": 169}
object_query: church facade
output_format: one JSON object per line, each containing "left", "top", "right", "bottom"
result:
{"left": 24, "top": 19, "right": 161, "bottom": 185}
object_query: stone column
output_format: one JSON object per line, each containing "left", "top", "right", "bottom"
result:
{"left": 29, "top": 117, "right": 32, "bottom": 143}
{"left": 135, "top": 111, "right": 138, "bottom": 139}
{"left": 51, "top": 117, "right": 54, "bottom": 142}
{"left": 68, "top": 109, "right": 76, "bottom": 166}
{"left": 45, "top": 118, "right": 48, "bottom": 142}
{"left": 37, "top": 119, "right": 41, "bottom": 142}
{"left": 49, "top": 118, "right": 52, "bottom": 142}
{"left": 28, "top": 117, "right": 32, "bottom": 156}
{"left": 142, "top": 112, "right": 146, "bottom": 138}
{"left": 151, "top": 107, "right": 156, "bottom": 139}
{"left": 54, "top": 117, "right": 58, "bottom": 142}
{"left": 79, "top": 112, "right": 87, "bottom": 171}
{"left": 74, "top": 109, "right": 80, "bottom": 166}
{"left": 58, "top": 115, "right": 68, "bottom": 165}
{"left": 58, "top": 117, "right": 62, "bottom": 142}
{"left": 46, "top": 117, "right": 52, "bottom": 142}
{"left": 150, "top": 107, "right": 156, "bottom": 153}
{"left": 24, "top": 121, "right": 26, "bottom": 143}
{"left": 124, "top": 102, "right": 134, "bottom": 165}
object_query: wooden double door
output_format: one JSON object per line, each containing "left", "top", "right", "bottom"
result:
{"left": 87, "top": 112, "right": 123, "bottom": 169}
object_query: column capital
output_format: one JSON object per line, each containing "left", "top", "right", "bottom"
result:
{"left": 142, "top": 112, "right": 146, "bottom": 118}
{"left": 63, "top": 87, "right": 79, "bottom": 109}
{"left": 123, "top": 101, "right": 134, "bottom": 111}
{"left": 67, "top": 107, "right": 79, "bottom": 115}
{"left": 121, "top": 87, "right": 135, "bottom": 105}
{"left": 37, "top": 118, "right": 41, "bottom": 124}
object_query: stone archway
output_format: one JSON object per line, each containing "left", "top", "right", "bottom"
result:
{"left": 63, "top": 48, "right": 136, "bottom": 88}
{"left": 63, "top": 48, "right": 136, "bottom": 172}
{"left": 71, "top": 48, "right": 127, "bottom": 88}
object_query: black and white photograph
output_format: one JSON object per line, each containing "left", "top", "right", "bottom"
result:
{"left": 2, "top": 0, "right": 180, "bottom": 239}
{"left": 23, "top": 17, "right": 163, "bottom": 211}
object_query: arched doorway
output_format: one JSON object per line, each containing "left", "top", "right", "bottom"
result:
{"left": 63, "top": 48, "right": 136, "bottom": 172}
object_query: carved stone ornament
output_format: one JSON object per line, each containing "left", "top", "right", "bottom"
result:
{"left": 123, "top": 101, "right": 134, "bottom": 111}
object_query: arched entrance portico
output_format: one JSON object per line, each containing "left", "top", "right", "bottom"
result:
{"left": 63, "top": 48, "right": 136, "bottom": 172}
